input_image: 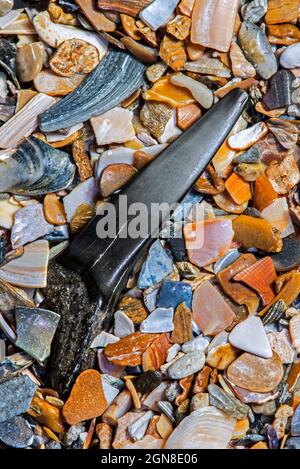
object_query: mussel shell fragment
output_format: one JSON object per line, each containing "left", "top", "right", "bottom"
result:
{"left": 270, "top": 234, "right": 300, "bottom": 272}
{"left": 39, "top": 49, "right": 146, "bottom": 132}
{"left": 0, "top": 136, "right": 75, "bottom": 196}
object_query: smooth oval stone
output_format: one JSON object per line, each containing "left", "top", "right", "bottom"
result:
{"left": 280, "top": 43, "right": 300, "bottom": 69}
{"left": 0, "top": 416, "right": 33, "bottom": 448}
{"left": 167, "top": 351, "right": 205, "bottom": 379}
{"left": 181, "top": 336, "right": 210, "bottom": 353}
{"left": 227, "top": 352, "right": 283, "bottom": 393}
{"left": 238, "top": 21, "right": 278, "bottom": 79}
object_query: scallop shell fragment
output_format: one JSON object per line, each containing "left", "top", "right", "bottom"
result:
{"left": 165, "top": 406, "right": 236, "bottom": 449}
{"left": 0, "top": 93, "right": 56, "bottom": 149}
{"left": 11, "top": 203, "right": 53, "bottom": 249}
{"left": 191, "top": 0, "right": 239, "bottom": 52}
{"left": 49, "top": 39, "right": 99, "bottom": 77}
{"left": 39, "top": 49, "right": 146, "bottom": 132}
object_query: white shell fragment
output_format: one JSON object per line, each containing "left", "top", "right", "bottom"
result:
{"left": 45, "top": 124, "right": 83, "bottom": 143}
{"left": 0, "top": 197, "right": 21, "bottom": 230}
{"left": 228, "top": 122, "right": 268, "bottom": 150}
{"left": 0, "top": 9, "right": 22, "bottom": 30}
{"left": 0, "top": 94, "right": 56, "bottom": 149}
{"left": 63, "top": 177, "right": 98, "bottom": 222}
{"left": 229, "top": 316, "right": 272, "bottom": 359}
{"left": 261, "top": 198, "right": 294, "bottom": 239}
{"left": 280, "top": 43, "right": 300, "bottom": 69}
{"left": 0, "top": 240, "right": 49, "bottom": 288}
{"left": 165, "top": 406, "right": 236, "bottom": 449}
{"left": 90, "top": 331, "right": 120, "bottom": 349}
{"left": 143, "top": 382, "right": 169, "bottom": 412}
{"left": 33, "top": 11, "right": 108, "bottom": 57}
{"left": 90, "top": 108, "right": 135, "bottom": 146}
{"left": 289, "top": 314, "right": 300, "bottom": 354}
{"left": 102, "top": 378, "right": 120, "bottom": 406}
{"left": 268, "top": 329, "right": 295, "bottom": 364}
{"left": 139, "top": 0, "right": 180, "bottom": 32}
{"left": 182, "top": 336, "right": 210, "bottom": 353}
{"left": 128, "top": 411, "right": 154, "bottom": 442}
{"left": 140, "top": 307, "right": 174, "bottom": 333}
{"left": 11, "top": 204, "right": 53, "bottom": 249}
{"left": 166, "top": 343, "right": 181, "bottom": 362}
{"left": 167, "top": 351, "right": 205, "bottom": 379}
{"left": 114, "top": 310, "right": 135, "bottom": 338}
{"left": 170, "top": 73, "right": 214, "bottom": 109}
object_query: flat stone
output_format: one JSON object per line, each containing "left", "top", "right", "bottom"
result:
{"left": 166, "top": 343, "right": 181, "bottom": 362}
{"left": 227, "top": 352, "right": 284, "bottom": 393}
{"left": 291, "top": 404, "right": 300, "bottom": 436}
{"left": 0, "top": 416, "right": 33, "bottom": 448}
{"left": 229, "top": 316, "right": 272, "bottom": 359}
{"left": 0, "top": 375, "right": 37, "bottom": 423}
{"left": 263, "top": 70, "right": 294, "bottom": 110}
{"left": 140, "top": 307, "right": 174, "bottom": 333}
{"left": 157, "top": 280, "right": 192, "bottom": 309}
{"left": 114, "top": 310, "right": 135, "bottom": 338}
{"left": 182, "top": 336, "right": 210, "bottom": 353}
{"left": 11, "top": 203, "right": 53, "bottom": 249}
{"left": 170, "top": 302, "right": 193, "bottom": 344}
{"left": 15, "top": 306, "right": 60, "bottom": 362}
{"left": 167, "top": 350, "right": 205, "bottom": 379}
{"left": 137, "top": 240, "right": 173, "bottom": 289}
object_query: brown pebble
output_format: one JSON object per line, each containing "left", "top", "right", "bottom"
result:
{"left": 99, "top": 164, "right": 138, "bottom": 198}
{"left": 43, "top": 193, "right": 66, "bottom": 226}
{"left": 72, "top": 138, "right": 93, "bottom": 181}
{"left": 171, "top": 302, "right": 193, "bottom": 344}
{"left": 227, "top": 352, "right": 284, "bottom": 393}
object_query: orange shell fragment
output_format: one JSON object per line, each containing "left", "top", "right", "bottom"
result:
{"left": 232, "top": 215, "right": 282, "bottom": 253}
{"left": 29, "top": 396, "right": 65, "bottom": 433}
{"left": 104, "top": 332, "right": 160, "bottom": 366}
{"left": 254, "top": 173, "right": 278, "bottom": 211}
{"left": 259, "top": 272, "right": 300, "bottom": 317}
{"left": 143, "top": 75, "right": 195, "bottom": 107}
{"left": 176, "top": 103, "right": 201, "bottom": 130}
{"left": 234, "top": 257, "right": 277, "bottom": 305}
{"left": 265, "top": 0, "right": 300, "bottom": 25}
{"left": 225, "top": 172, "right": 251, "bottom": 205}
{"left": 63, "top": 370, "right": 108, "bottom": 425}
{"left": 142, "top": 333, "right": 170, "bottom": 372}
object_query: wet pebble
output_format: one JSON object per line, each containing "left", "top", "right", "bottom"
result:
{"left": 280, "top": 42, "right": 300, "bottom": 69}
{"left": 0, "top": 375, "right": 37, "bottom": 423}
{"left": 167, "top": 350, "right": 205, "bottom": 379}
{"left": 0, "top": 416, "right": 33, "bottom": 448}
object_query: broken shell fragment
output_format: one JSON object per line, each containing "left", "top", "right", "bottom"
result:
{"left": 16, "top": 42, "right": 46, "bottom": 83}
{"left": 40, "top": 49, "right": 146, "bottom": 132}
{"left": 229, "top": 41, "right": 256, "bottom": 79}
{"left": 76, "top": 0, "right": 116, "bottom": 32}
{"left": 33, "top": 11, "right": 107, "bottom": 57}
{"left": 91, "top": 107, "right": 135, "bottom": 146}
{"left": 104, "top": 332, "right": 160, "bottom": 367}
{"left": 50, "top": 39, "right": 99, "bottom": 77}
{"left": 159, "top": 35, "right": 187, "bottom": 72}
{"left": 144, "top": 75, "right": 195, "bottom": 107}
{"left": 98, "top": 0, "right": 153, "bottom": 16}
{"left": 191, "top": 0, "right": 239, "bottom": 52}
{"left": 225, "top": 172, "right": 251, "bottom": 205}
{"left": 265, "top": 0, "right": 300, "bottom": 25}
{"left": 0, "top": 278, "right": 35, "bottom": 313}
{"left": 289, "top": 314, "right": 300, "bottom": 354}
{"left": 227, "top": 352, "right": 284, "bottom": 393}
{"left": 171, "top": 302, "right": 193, "bottom": 344}
{"left": 228, "top": 122, "right": 268, "bottom": 151}
{"left": 170, "top": 73, "right": 213, "bottom": 109}
{"left": 142, "top": 333, "right": 170, "bottom": 371}
{"left": 0, "top": 137, "right": 75, "bottom": 196}
{"left": 208, "top": 384, "right": 249, "bottom": 420}
{"left": 140, "top": 308, "right": 174, "bottom": 333}
{"left": 139, "top": 0, "right": 180, "bottom": 32}
{"left": 263, "top": 70, "right": 294, "bottom": 110}
{"left": 232, "top": 215, "right": 282, "bottom": 253}
{"left": 0, "top": 93, "right": 56, "bottom": 149}
{"left": 229, "top": 316, "right": 272, "bottom": 359}
{"left": 192, "top": 280, "right": 235, "bottom": 336}
{"left": 167, "top": 15, "right": 191, "bottom": 40}
{"left": 176, "top": 103, "right": 201, "bottom": 130}
{"left": 11, "top": 203, "right": 53, "bottom": 249}
{"left": 34, "top": 70, "right": 86, "bottom": 96}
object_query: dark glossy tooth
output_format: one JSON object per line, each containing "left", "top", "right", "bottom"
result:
{"left": 263, "top": 69, "right": 294, "bottom": 110}
{"left": 0, "top": 136, "right": 75, "bottom": 196}
{"left": 39, "top": 49, "right": 146, "bottom": 132}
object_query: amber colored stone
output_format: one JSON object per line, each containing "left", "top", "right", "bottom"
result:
{"left": 267, "top": 23, "right": 300, "bottom": 45}
{"left": 213, "top": 191, "right": 247, "bottom": 214}
{"left": 259, "top": 273, "right": 300, "bottom": 317}
{"left": 159, "top": 35, "right": 187, "bottom": 72}
{"left": 287, "top": 362, "right": 300, "bottom": 391}
{"left": 170, "top": 303, "right": 193, "bottom": 344}
{"left": 96, "top": 422, "right": 113, "bottom": 449}
{"left": 186, "top": 38, "right": 206, "bottom": 61}
{"left": 232, "top": 215, "right": 282, "bottom": 253}
{"left": 192, "top": 366, "right": 212, "bottom": 394}
{"left": 72, "top": 138, "right": 93, "bottom": 181}
{"left": 144, "top": 75, "right": 195, "bottom": 107}
{"left": 98, "top": 0, "right": 152, "bottom": 16}
{"left": 254, "top": 174, "right": 278, "bottom": 212}
{"left": 217, "top": 254, "right": 259, "bottom": 315}
{"left": 227, "top": 352, "right": 284, "bottom": 393}
{"left": 118, "top": 296, "right": 148, "bottom": 325}
{"left": 125, "top": 378, "right": 141, "bottom": 409}
{"left": 49, "top": 2, "right": 78, "bottom": 26}
{"left": 142, "top": 333, "right": 170, "bottom": 372}
{"left": 29, "top": 396, "right": 65, "bottom": 433}
{"left": 146, "top": 415, "right": 161, "bottom": 439}
{"left": 136, "top": 20, "right": 157, "bottom": 47}
{"left": 122, "top": 89, "right": 141, "bottom": 108}
{"left": 75, "top": 0, "right": 116, "bottom": 32}
{"left": 265, "top": 0, "right": 300, "bottom": 25}
{"left": 225, "top": 172, "right": 251, "bottom": 205}
{"left": 104, "top": 332, "right": 160, "bottom": 366}
{"left": 178, "top": 0, "right": 195, "bottom": 17}
{"left": 206, "top": 343, "right": 238, "bottom": 370}
{"left": 99, "top": 164, "right": 138, "bottom": 198}
{"left": 43, "top": 193, "right": 66, "bottom": 226}
{"left": 167, "top": 15, "right": 191, "bottom": 41}
{"left": 156, "top": 413, "right": 173, "bottom": 439}
{"left": 63, "top": 370, "right": 108, "bottom": 425}
{"left": 176, "top": 103, "right": 201, "bottom": 130}
{"left": 120, "top": 14, "right": 141, "bottom": 40}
